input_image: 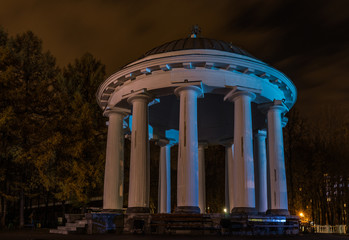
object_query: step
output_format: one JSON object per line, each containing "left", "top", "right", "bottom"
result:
{"left": 49, "top": 229, "right": 68, "bottom": 235}
{"left": 65, "top": 214, "right": 85, "bottom": 223}
{"left": 77, "top": 219, "right": 88, "bottom": 225}
{"left": 57, "top": 226, "right": 77, "bottom": 231}
{"left": 65, "top": 223, "right": 86, "bottom": 228}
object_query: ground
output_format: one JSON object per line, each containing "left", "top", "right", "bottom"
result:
{"left": 0, "top": 229, "right": 348, "bottom": 240}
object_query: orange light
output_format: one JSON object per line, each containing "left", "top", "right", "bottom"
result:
{"left": 299, "top": 212, "right": 304, "bottom": 218}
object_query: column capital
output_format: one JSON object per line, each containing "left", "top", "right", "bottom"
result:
{"left": 174, "top": 85, "right": 203, "bottom": 97}
{"left": 224, "top": 90, "right": 256, "bottom": 102}
{"left": 219, "top": 138, "right": 234, "bottom": 147}
{"left": 268, "top": 105, "right": 287, "bottom": 113}
{"left": 127, "top": 92, "right": 153, "bottom": 105}
{"left": 103, "top": 107, "right": 130, "bottom": 117}
{"left": 157, "top": 138, "right": 170, "bottom": 147}
{"left": 258, "top": 99, "right": 288, "bottom": 114}
{"left": 254, "top": 129, "right": 267, "bottom": 138}
{"left": 282, "top": 117, "right": 288, "bottom": 128}
{"left": 268, "top": 100, "right": 288, "bottom": 112}
{"left": 198, "top": 141, "right": 209, "bottom": 149}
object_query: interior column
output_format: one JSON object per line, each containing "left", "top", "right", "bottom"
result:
{"left": 158, "top": 139, "right": 171, "bottom": 213}
{"left": 198, "top": 143, "right": 207, "bottom": 213}
{"left": 224, "top": 142, "right": 234, "bottom": 213}
{"left": 254, "top": 130, "right": 268, "bottom": 213}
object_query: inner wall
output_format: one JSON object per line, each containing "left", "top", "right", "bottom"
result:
{"left": 149, "top": 93, "right": 266, "bottom": 144}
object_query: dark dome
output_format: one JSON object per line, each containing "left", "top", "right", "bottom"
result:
{"left": 141, "top": 37, "right": 256, "bottom": 59}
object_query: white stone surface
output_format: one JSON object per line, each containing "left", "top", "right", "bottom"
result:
{"left": 267, "top": 102, "right": 288, "bottom": 211}
{"left": 158, "top": 139, "right": 171, "bottom": 213}
{"left": 254, "top": 130, "right": 268, "bottom": 213}
{"left": 175, "top": 86, "right": 201, "bottom": 208}
{"left": 97, "top": 49, "right": 297, "bottom": 111}
{"left": 128, "top": 94, "right": 151, "bottom": 208}
{"left": 103, "top": 108, "right": 129, "bottom": 210}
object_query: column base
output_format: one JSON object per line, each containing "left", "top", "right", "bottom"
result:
{"left": 174, "top": 206, "right": 200, "bottom": 214}
{"left": 266, "top": 209, "right": 290, "bottom": 216}
{"left": 126, "top": 207, "right": 150, "bottom": 214}
{"left": 231, "top": 207, "right": 257, "bottom": 215}
{"left": 102, "top": 209, "right": 124, "bottom": 213}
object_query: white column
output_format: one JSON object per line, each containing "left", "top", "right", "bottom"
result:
{"left": 158, "top": 139, "right": 171, "bottom": 213}
{"left": 103, "top": 108, "right": 128, "bottom": 210}
{"left": 254, "top": 130, "right": 268, "bottom": 213}
{"left": 175, "top": 85, "right": 201, "bottom": 213}
{"left": 198, "top": 143, "right": 206, "bottom": 213}
{"left": 225, "top": 143, "right": 234, "bottom": 212}
{"left": 267, "top": 102, "right": 289, "bottom": 215}
{"left": 127, "top": 93, "right": 151, "bottom": 213}
{"left": 229, "top": 91, "right": 256, "bottom": 213}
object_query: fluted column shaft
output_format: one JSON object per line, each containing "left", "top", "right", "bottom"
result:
{"left": 267, "top": 103, "right": 289, "bottom": 215}
{"left": 127, "top": 94, "right": 151, "bottom": 213}
{"left": 158, "top": 139, "right": 171, "bottom": 213}
{"left": 175, "top": 86, "right": 201, "bottom": 214}
{"left": 254, "top": 130, "right": 268, "bottom": 213}
{"left": 103, "top": 108, "right": 128, "bottom": 210}
{"left": 231, "top": 91, "right": 256, "bottom": 213}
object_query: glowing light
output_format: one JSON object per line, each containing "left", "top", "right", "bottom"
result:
{"left": 223, "top": 208, "right": 227, "bottom": 213}
{"left": 299, "top": 212, "right": 304, "bottom": 218}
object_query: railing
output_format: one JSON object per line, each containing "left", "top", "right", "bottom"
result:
{"left": 315, "top": 225, "right": 347, "bottom": 234}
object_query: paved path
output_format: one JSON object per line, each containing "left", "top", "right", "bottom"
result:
{"left": 0, "top": 229, "right": 348, "bottom": 240}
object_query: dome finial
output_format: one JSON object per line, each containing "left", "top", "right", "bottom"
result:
{"left": 190, "top": 25, "right": 201, "bottom": 38}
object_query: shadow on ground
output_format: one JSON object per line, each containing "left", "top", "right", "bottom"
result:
{"left": 0, "top": 229, "right": 348, "bottom": 240}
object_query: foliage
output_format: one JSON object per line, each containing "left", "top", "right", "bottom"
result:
{"left": 52, "top": 53, "right": 107, "bottom": 206}
{"left": 0, "top": 29, "right": 60, "bottom": 227}
{"left": 284, "top": 107, "right": 349, "bottom": 225}
{"left": 0, "top": 28, "right": 107, "bottom": 227}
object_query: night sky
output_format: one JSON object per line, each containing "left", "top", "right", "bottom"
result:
{"left": 1, "top": 0, "right": 348, "bottom": 120}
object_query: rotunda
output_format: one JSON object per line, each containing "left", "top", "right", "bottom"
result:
{"left": 97, "top": 32, "right": 297, "bottom": 216}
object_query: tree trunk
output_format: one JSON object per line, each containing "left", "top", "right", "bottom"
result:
{"left": 1, "top": 182, "right": 9, "bottom": 228}
{"left": 19, "top": 189, "right": 24, "bottom": 228}
{"left": 62, "top": 201, "right": 66, "bottom": 224}
{"left": 53, "top": 198, "right": 56, "bottom": 227}
{"left": 44, "top": 191, "right": 49, "bottom": 228}
{"left": 0, "top": 196, "right": 6, "bottom": 228}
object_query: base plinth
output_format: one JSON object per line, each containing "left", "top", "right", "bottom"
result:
{"left": 231, "top": 207, "right": 257, "bottom": 214}
{"left": 266, "top": 209, "right": 290, "bottom": 216}
{"left": 102, "top": 209, "right": 124, "bottom": 213}
{"left": 126, "top": 207, "right": 150, "bottom": 214}
{"left": 174, "top": 206, "right": 200, "bottom": 214}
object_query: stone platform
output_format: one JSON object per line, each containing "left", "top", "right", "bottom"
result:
{"left": 90, "top": 212, "right": 299, "bottom": 235}
{"left": 51, "top": 212, "right": 299, "bottom": 236}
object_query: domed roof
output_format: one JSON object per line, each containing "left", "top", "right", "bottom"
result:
{"left": 140, "top": 37, "right": 256, "bottom": 59}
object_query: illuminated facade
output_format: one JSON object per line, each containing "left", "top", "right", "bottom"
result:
{"left": 97, "top": 34, "right": 297, "bottom": 215}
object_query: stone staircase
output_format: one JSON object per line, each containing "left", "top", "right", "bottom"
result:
{"left": 50, "top": 214, "right": 87, "bottom": 235}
